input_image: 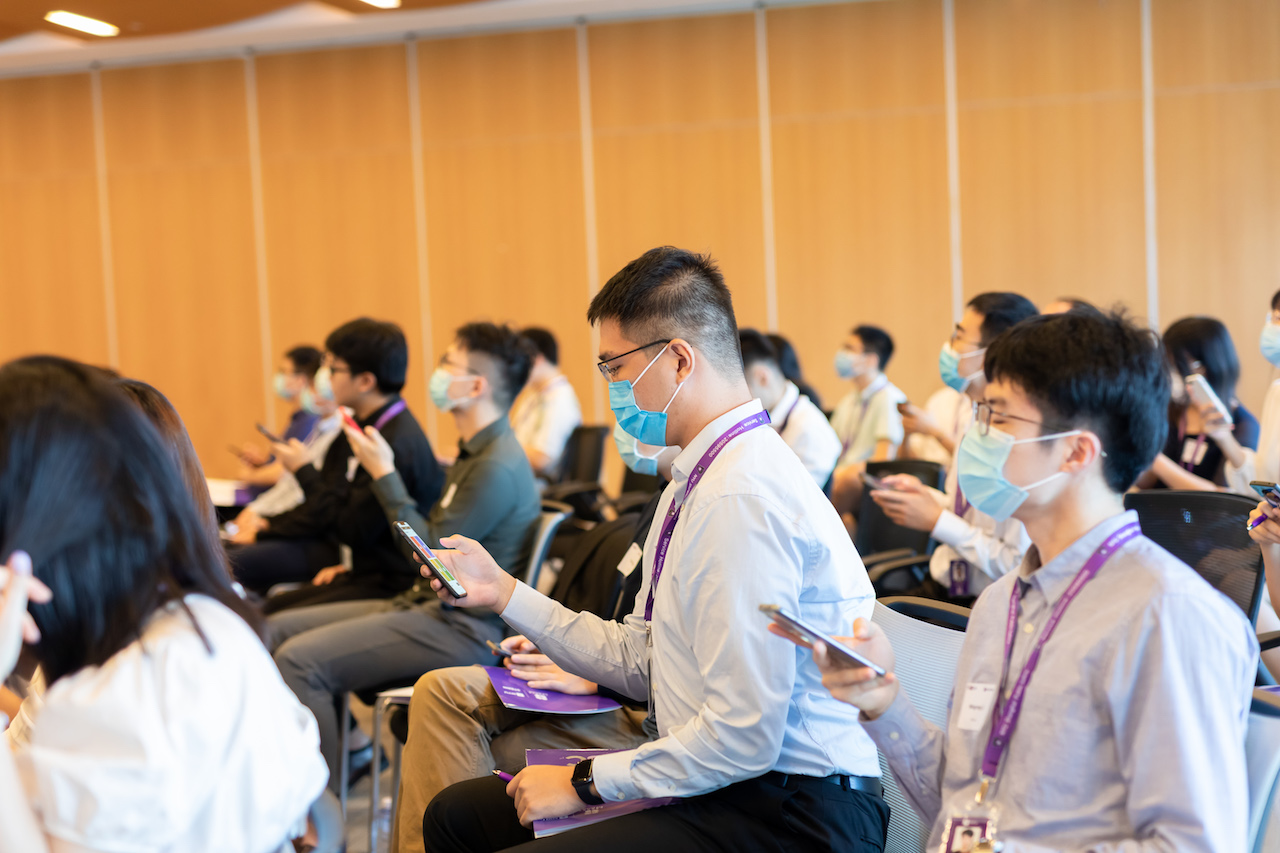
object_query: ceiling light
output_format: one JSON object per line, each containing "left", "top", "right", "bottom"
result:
{"left": 358, "top": 0, "right": 402, "bottom": 8}
{"left": 44, "top": 10, "right": 119, "bottom": 37}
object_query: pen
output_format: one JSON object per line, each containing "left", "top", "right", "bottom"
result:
{"left": 1249, "top": 512, "right": 1269, "bottom": 531}
{"left": 493, "top": 770, "right": 514, "bottom": 781}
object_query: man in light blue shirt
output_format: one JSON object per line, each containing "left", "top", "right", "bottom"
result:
{"left": 419, "top": 247, "right": 888, "bottom": 852}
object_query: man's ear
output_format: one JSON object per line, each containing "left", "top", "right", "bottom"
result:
{"left": 354, "top": 371, "right": 378, "bottom": 395}
{"left": 669, "top": 339, "right": 697, "bottom": 382}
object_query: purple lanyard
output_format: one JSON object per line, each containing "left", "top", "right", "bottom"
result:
{"left": 980, "top": 521, "right": 1141, "bottom": 781}
{"left": 776, "top": 396, "right": 801, "bottom": 435}
{"left": 373, "top": 400, "right": 407, "bottom": 432}
{"left": 644, "top": 410, "right": 771, "bottom": 620}
{"left": 954, "top": 486, "right": 969, "bottom": 518}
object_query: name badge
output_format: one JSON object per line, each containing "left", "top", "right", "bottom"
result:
{"left": 956, "top": 682, "right": 997, "bottom": 732}
{"left": 346, "top": 457, "right": 360, "bottom": 482}
{"left": 1181, "top": 437, "right": 1208, "bottom": 466}
{"left": 617, "top": 542, "right": 643, "bottom": 578}
{"left": 440, "top": 482, "right": 458, "bottom": 509}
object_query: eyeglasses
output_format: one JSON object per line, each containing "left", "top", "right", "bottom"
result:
{"left": 973, "top": 400, "right": 1068, "bottom": 437}
{"left": 438, "top": 354, "right": 480, "bottom": 376}
{"left": 950, "top": 328, "right": 984, "bottom": 352}
{"left": 596, "top": 340, "right": 671, "bottom": 380}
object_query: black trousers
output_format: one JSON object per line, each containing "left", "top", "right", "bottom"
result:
{"left": 227, "top": 538, "right": 338, "bottom": 595}
{"left": 422, "top": 773, "right": 888, "bottom": 853}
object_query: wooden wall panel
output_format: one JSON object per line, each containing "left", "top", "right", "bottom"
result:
{"left": 100, "top": 60, "right": 261, "bottom": 479}
{"left": 418, "top": 29, "right": 594, "bottom": 452}
{"left": 256, "top": 45, "right": 430, "bottom": 439}
{"left": 768, "top": 0, "right": 950, "bottom": 408}
{"left": 588, "top": 14, "right": 768, "bottom": 331}
{"left": 1154, "top": 0, "right": 1280, "bottom": 412}
{"left": 0, "top": 74, "right": 107, "bottom": 367}
{"left": 956, "top": 0, "right": 1147, "bottom": 318}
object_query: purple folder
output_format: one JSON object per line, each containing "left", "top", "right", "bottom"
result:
{"left": 526, "top": 749, "right": 677, "bottom": 838}
{"left": 484, "top": 666, "right": 621, "bottom": 715}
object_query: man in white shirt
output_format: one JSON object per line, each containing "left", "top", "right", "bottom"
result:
{"left": 829, "top": 324, "right": 907, "bottom": 532}
{"left": 871, "top": 292, "right": 1038, "bottom": 601}
{"left": 511, "top": 327, "right": 583, "bottom": 481}
{"left": 739, "top": 328, "right": 841, "bottom": 487}
{"left": 419, "top": 247, "right": 888, "bottom": 852}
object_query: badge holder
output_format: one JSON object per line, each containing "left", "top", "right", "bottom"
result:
{"left": 939, "top": 778, "right": 1002, "bottom": 853}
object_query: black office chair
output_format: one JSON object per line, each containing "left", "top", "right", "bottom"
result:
{"left": 852, "top": 460, "right": 945, "bottom": 595}
{"left": 878, "top": 595, "right": 971, "bottom": 631}
{"left": 543, "top": 425, "right": 611, "bottom": 521}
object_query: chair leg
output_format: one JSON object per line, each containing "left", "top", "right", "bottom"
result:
{"left": 339, "top": 693, "right": 350, "bottom": 819}
{"left": 391, "top": 735, "right": 403, "bottom": 811}
{"left": 369, "top": 696, "right": 387, "bottom": 852}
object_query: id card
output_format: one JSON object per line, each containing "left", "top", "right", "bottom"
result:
{"left": 940, "top": 816, "right": 995, "bottom": 852}
{"left": 1181, "top": 437, "right": 1209, "bottom": 467}
{"left": 948, "top": 560, "right": 969, "bottom": 597}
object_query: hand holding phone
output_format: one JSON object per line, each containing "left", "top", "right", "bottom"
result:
{"left": 859, "top": 471, "right": 886, "bottom": 491}
{"left": 1185, "top": 374, "right": 1234, "bottom": 425}
{"left": 394, "top": 521, "right": 467, "bottom": 599}
{"left": 486, "top": 639, "right": 514, "bottom": 658}
{"left": 255, "top": 423, "right": 284, "bottom": 444}
{"left": 340, "top": 408, "right": 362, "bottom": 434}
{"left": 759, "top": 604, "right": 886, "bottom": 675}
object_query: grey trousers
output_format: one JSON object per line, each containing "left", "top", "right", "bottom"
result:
{"left": 269, "top": 598, "right": 504, "bottom": 794}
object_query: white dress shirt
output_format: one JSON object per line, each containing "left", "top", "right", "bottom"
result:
{"left": 865, "top": 511, "right": 1257, "bottom": 852}
{"left": 247, "top": 413, "right": 342, "bottom": 518}
{"left": 502, "top": 399, "right": 880, "bottom": 801}
{"left": 767, "top": 381, "right": 842, "bottom": 487}
{"left": 830, "top": 374, "right": 908, "bottom": 467}
{"left": 17, "top": 596, "right": 327, "bottom": 853}
{"left": 903, "top": 385, "right": 966, "bottom": 468}
{"left": 510, "top": 373, "right": 583, "bottom": 476}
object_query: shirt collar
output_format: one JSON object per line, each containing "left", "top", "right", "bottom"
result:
{"left": 458, "top": 414, "right": 511, "bottom": 459}
{"left": 767, "top": 381, "right": 800, "bottom": 425}
{"left": 859, "top": 373, "right": 889, "bottom": 402}
{"left": 670, "top": 399, "right": 765, "bottom": 487}
{"left": 1017, "top": 509, "right": 1139, "bottom": 606}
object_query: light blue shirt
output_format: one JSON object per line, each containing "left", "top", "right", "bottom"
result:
{"left": 864, "top": 510, "right": 1258, "bottom": 852}
{"left": 501, "top": 399, "right": 881, "bottom": 801}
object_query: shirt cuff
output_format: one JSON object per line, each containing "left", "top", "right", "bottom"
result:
{"left": 499, "top": 580, "right": 556, "bottom": 639}
{"left": 860, "top": 690, "right": 933, "bottom": 759}
{"left": 930, "top": 509, "right": 970, "bottom": 547}
{"left": 590, "top": 748, "right": 641, "bottom": 802}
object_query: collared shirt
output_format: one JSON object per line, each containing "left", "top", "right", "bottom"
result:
{"left": 865, "top": 510, "right": 1257, "bottom": 852}
{"left": 372, "top": 414, "right": 540, "bottom": 575}
{"left": 903, "top": 385, "right": 967, "bottom": 467}
{"left": 767, "top": 381, "right": 842, "bottom": 487}
{"left": 502, "top": 399, "right": 880, "bottom": 802}
{"left": 830, "top": 374, "right": 908, "bottom": 467}
{"left": 1226, "top": 377, "right": 1280, "bottom": 495}
{"left": 927, "top": 403, "right": 1032, "bottom": 595}
{"left": 510, "top": 373, "right": 583, "bottom": 477}
{"left": 247, "top": 414, "right": 343, "bottom": 518}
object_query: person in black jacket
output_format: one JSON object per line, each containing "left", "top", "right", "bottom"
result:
{"left": 231, "top": 318, "right": 443, "bottom": 609}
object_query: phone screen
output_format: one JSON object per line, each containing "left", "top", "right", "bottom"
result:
{"left": 394, "top": 522, "right": 467, "bottom": 597}
{"left": 860, "top": 472, "right": 885, "bottom": 491}
{"left": 759, "top": 604, "right": 885, "bottom": 675}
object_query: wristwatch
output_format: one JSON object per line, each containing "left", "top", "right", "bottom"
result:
{"left": 571, "top": 758, "right": 605, "bottom": 805}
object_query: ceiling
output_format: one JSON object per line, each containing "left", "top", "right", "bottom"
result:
{"left": 0, "top": 0, "right": 482, "bottom": 42}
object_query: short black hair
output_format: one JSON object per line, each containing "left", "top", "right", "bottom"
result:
{"left": 1163, "top": 316, "right": 1241, "bottom": 405}
{"left": 738, "top": 329, "right": 779, "bottom": 371}
{"left": 521, "top": 328, "right": 559, "bottom": 366}
{"left": 968, "top": 292, "right": 1039, "bottom": 346}
{"left": 767, "top": 333, "right": 824, "bottom": 410}
{"left": 456, "top": 322, "right": 534, "bottom": 410}
{"left": 1272, "top": 288, "right": 1280, "bottom": 312}
{"left": 325, "top": 318, "right": 408, "bottom": 395}
{"left": 962, "top": 830, "right": 975, "bottom": 838}
{"left": 984, "top": 311, "right": 1169, "bottom": 492}
{"left": 0, "top": 357, "right": 263, "bottom": 684}
{"left": 853, "top": 325, "right": 894, "bottom": 371}
{"left": 285, "top": 345, "right": 323, "bottom": 380}
{"left": 587, "top": 247, "right": 741, "bottom": 376}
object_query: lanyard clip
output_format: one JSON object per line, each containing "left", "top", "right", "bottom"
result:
{"left": 975, "top": 777, "right": 991, "bottom": 804}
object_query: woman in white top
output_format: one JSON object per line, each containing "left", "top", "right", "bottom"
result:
{"left": 0, "top": 356, "right": 327, "bottom": 853}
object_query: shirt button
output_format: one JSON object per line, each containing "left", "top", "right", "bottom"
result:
{"left": 614, "top": 792, "right": 626, "bottom": 801}
{"left": 1023, "top": 623, "right": 1035, "bottom": 634}
{"left": 890, "top": 731, "right": 900, "bottom": 741}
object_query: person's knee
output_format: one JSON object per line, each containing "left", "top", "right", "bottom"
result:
{"left": 273, "top": 635, "right": 325, "bottom": 693}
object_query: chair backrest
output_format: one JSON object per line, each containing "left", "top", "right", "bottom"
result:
{"left": 1248, "top": 689, "right": 1280, "bottom": 852}
{"left": 558, "top": 425, "right": 610, "bottom": 484}
{"left": 523, "top": 501, "right": 572, "bottom": 591}
{"left": 1123, "top": 490, "right": 1265, "bottom": 625}
{"left": 620, "top": 467, "right": 664, "bottom": 496}
{"left": 872, "top": 597, "right": 967, "bottom": 853}
{"left": 854, "top": 460, "right": 947, "bottom": 560}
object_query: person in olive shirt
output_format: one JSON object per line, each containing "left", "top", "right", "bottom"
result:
{"left": 233, "top": 318, "right": 444, "bottom": 610}
{"left": 267, "top": 322, "right": 542, "bottom": 795}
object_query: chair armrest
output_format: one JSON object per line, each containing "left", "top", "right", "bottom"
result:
{"left": 861, "top": 548, "right": 913, "bottom": 568}
{"left": 611, "top": 492, "right": 654, "bottom": 516}
{"left": 1260, "top": 630, "right": 1280, "bottom": 653}
{"left": 866, "top": 553, "right": 932, "bottom": 594}
{"left": 878, "top": 596, "right": 972, "bottom": 631}
{"left": 542, "top": 481, "right": 606, "bottom": 523}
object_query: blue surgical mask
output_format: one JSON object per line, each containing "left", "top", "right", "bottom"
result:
{"left": 273, "top": 372, "right": 298, "bottom": 401}
{"left": 613, "top": 423, "right": 663, "bottom": 476}
{"left": 956, "top": 421, "right": 1081, "bottom": 522}
{"left": 609, "top": 345, "right": 688, "bottom": 447}
{"left": 430, "top": 368, "right": 475, "bottom": 412}
{"left": 1262, "top": 320, "right": 1280, "bottom": 368}
{"left": 313, "top": 366, "right": 335, "bottom": 403}
{"left": 834, "top": 350, "right": 865, "bottom": 381}
{"left": 939, "top": 341, "right": 986, "bottom": 393}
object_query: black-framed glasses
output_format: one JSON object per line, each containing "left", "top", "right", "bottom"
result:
{"left": 973, "top": 400, "right": 1067, "bottom": 437}
{"left": 596, "top": 340, "right": 671, "bottom": 381}
{"left": 438, "top": 353, "right": 481, "bottom": 376}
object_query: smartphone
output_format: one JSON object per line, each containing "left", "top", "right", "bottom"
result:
{"left": 486, "top": 639, "right": 514, "bottom": 658}
{"left": 896, "top": 401, "right": 911, "bottom": 415}
{"left": 340, "top": 408, "right": 362, "bottom": 434}
{"left": 255, "top": 423, "right": 284, "bottom": 444}
{"left": 1185, "top": 374, "right": 1234, "bottom": 425}
{"left": 393, "top": 521, "right": 467, "bottom": 598}
{"left": 1252, "top": 481, "right": 1280, "bottom": 507}
{"left": 759, "top": 604, "right": 886, "bottom": 676}
{"left": 860, "top": 471, "right": 886, "bottom": 491}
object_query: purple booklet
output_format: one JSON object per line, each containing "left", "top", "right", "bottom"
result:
{"left": 526, "top": 749, "right": 677, "bottom": 838}
{"left": 484, "top": 666, "right": 621, "bottom": 715}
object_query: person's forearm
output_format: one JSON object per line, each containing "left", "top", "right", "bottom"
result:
{"left": 1211, "top": 431, "right": 1247, "bottom": 469}
{"left": 0, "top": 747, "right": 50, "bottom": 852}
{"left": 1151, "top": 454, "right": 1218, "bottom": 491}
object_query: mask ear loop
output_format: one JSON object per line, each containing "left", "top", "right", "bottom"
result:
{"left": 660, "top": 348, "right": 694, "bottom": 414}
{"left": 631, "top": 344, "right": 670, "bottom": 387}
{"left": 1008, "top": 429, "right": 1105, "bottom": 491}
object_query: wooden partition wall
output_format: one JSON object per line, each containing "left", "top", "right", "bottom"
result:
{"left": 1, "top": 0, "right": 1278, "bottom": 479}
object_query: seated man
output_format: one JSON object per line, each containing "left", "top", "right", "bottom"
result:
{"left": 268, "top": 322, "right": 542, "bottom": 795}
{"left": 234, "top": 344, "right": 324, "bottom": 490}
{"left": 510, "top": 327, "right": 583, "bottom": 482}
{"left": 738, "top": 328, "right": 841, "bottom": 487}
{"left": 230, "top": 318, "right": 444, "bottom": 605}
{"left": 828, "top": 324, "right": 907, "bottom": 533}
{"left": 796, "top": 309, "right": 1257, "bottom": 851}
{"left": 870, "top": 293, "right": 1038, "bottom": 603}
{"left": 421, "top": 247, "right": 887, "bottom": 853}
